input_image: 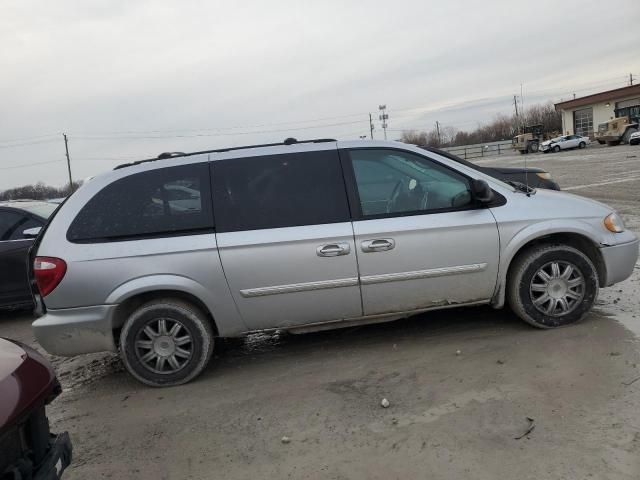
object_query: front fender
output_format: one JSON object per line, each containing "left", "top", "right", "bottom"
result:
{"left": 492, "top": 219, "right": 609, "bottom": 307}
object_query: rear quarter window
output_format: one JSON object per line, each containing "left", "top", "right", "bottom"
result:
{"left": 67, "top": 163, "right": 213, "bottom": 242}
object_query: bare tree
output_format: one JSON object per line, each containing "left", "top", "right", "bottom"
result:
{"left": 399, "top": 100, "right": 561, "bottom": 148}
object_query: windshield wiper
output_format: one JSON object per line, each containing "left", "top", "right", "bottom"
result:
{"left": 505, "top": 180, "right": 536, "bottom": 195}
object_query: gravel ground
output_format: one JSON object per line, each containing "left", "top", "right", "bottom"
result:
{"left": 1, "top": 143, "right": 639, "bottom": 480}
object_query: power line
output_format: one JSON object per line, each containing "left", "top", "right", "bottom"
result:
{"left": 72, "top": 119, "right": 369, "bottom": 140}
{"left": 0, "top": 137, "right": 59, "bottom": 149}
{"left": 0, "top": 133, "right": 59, "bottom": 146}
{"left": 0, "top": 160, "right": 63, "bottom": 171}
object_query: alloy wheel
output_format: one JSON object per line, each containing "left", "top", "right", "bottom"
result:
{"left": 134, "top": 318, "right": 193, "bottom": 374}
{"left": 529, "top": 261, "right": 585, "bottom": 317}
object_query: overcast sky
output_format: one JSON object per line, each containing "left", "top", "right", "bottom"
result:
{"left": 1, "top": 0, "right": 638, "bottom": 190}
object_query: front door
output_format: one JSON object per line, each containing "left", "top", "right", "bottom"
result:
{"left": 342, "top": 147, "right": 500, "bottom": 316}
{"left": 212, "top": 146, "right": 362, "bottom": 330}
{"left": 0, "top": 209, "right": 38, "bottom": 307}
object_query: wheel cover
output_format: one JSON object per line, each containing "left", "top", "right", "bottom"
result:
{"left": 529, "top": 261, "right": 585, "bottom": 317}
{"left": 134, "top": 317, "right": 193, "bottom": 374}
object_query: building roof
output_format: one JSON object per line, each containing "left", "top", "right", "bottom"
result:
{"left": 555, "top": 84, "right": 640, "bottom": 111}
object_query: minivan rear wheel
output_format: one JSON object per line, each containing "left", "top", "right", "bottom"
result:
{"left": 119, "top": 299, "right": 214, "bottom": 387}
{"left": 507, "top": 244, "right": 599, "bottom": 328}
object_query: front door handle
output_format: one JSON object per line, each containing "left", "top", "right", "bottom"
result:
{"left": 361, "top": 238, "right": 395, "bottom": 253}
{"left": 317, "top": 243, "right": 351, "bottom": 257}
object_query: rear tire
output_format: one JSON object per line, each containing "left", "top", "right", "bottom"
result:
{"left": 527, "top": 142, "right": 539, "bottom": 153}
{"left": 607, "top": 140, "right": 620, "bottom": 146}
{"left": 119, "top": 299, "right": 214, "bottom": 387}
{"left": 597, "top": 140, "right": 605, "bottom": 145}
{"left": 507, "top": 244, "right": 599, "bottom": 329}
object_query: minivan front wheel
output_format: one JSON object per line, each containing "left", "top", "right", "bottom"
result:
{"left": 507, "top": 244, "right": 599, "bottom": 328}
{"left": 120, "top": 299, "right": 214, "bottom": 387}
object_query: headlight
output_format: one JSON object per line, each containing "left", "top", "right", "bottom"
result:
{"left": 536, "top": 172, "right": 552, "bottom": 180}
{"left": 604, "top": 212, "right": 625, "bottom": 233}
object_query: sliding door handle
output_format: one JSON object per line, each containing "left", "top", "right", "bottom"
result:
{"left": 317, "top": 243, "right": 351, "bottom": 257}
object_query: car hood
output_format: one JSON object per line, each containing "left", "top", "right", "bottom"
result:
{"left": 0, "top": 338, "right": 57, "bottom": 430}
{"left": 486, "top": 166, "right": 546, "bottom": 174}
{"left": 541, "top": 140, "right": 555, "bottom": 146}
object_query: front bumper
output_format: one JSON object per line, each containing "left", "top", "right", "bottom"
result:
{"left": 33, "top": 304, "right": 118, "bottom": 356}
{"left": 600, "top": 239, "right": 639, "bottom": 286}
{"left": 33, "top": 433, "right": 73, "bottom": 480}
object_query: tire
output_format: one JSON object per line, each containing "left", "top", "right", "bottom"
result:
{"left": 579, "top": 141, "right": 586, "bottom": 149}
{"left": 597, "top": 140, "right": 605, "bottom": 145}
{"left": 519, "top": 150, "right": 526, "bottom": 154}
{"left": 622, "top": 128, "right": 638, "bottom": 144}
{"left": 119, "top": 298, "right": 215, "bottom": 387}
{"left": 552, "top": 145, "right": 561, "bottom": 153}
{"left": 607, "top": 140, "right": 620, "bottom": 146}
{"left": 507, "top": 244, "right": 599, "bottom": 329}
{"left": 527, "top": 142, "right": 539, "bottom": 153}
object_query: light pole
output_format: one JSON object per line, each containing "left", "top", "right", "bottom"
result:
{"left": 378, "top": 105, "right": 389, "bottom": 140}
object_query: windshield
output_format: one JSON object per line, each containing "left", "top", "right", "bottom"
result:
{"left": 20, "top": 202, "right": 58, "bottom": 219}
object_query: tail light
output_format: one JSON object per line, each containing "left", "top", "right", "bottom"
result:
{"left": 34, "top": 257, "right": 67, "bottom": 296}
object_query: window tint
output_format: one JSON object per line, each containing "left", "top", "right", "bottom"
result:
{"left": 348, "top": 149, "right": 472, "bottom": 217}
{"left": 0, "top": 211, "right": 25, "bottom": 241}
{"left": 68, "top": 163, "right": 213, "bottom": 242}
{"left": 212, "top": 150, "right": 349, "bottom": 232}
{"left": 8, "top": 217, "right": 42, "bottom": 240}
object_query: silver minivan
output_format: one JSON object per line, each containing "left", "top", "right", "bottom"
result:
{"left": 32, "top": 139, "right": 639, "bottom": 386}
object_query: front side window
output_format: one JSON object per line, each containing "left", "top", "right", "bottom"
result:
{"left": 348, "top": 149, "right": 472, "bottom": 217}
{"left": 212, "top": 150, "right": 350, "bottom": 232}
{"left": 68, "top": 163, "right": 213, "bottom": 242}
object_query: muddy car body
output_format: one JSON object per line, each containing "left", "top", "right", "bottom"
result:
{"left": 31, "top": 139, "right": 639, "bottom": 386}
{"left": 0, "top": 337, "right": 72, "bottom": 478}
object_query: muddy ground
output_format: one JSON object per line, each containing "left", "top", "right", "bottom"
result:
{"left": 1, "top": 144, "right": 639, "bottom": 479}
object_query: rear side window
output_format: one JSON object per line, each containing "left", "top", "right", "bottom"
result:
{"left": 67, "top": 163, "right": 213, "bottom": 242}
{"left": 0, "top": 211, "right": 25, "bottom": 240}
{"left": 212, "top": 150, "right": 350, "bottom": 232}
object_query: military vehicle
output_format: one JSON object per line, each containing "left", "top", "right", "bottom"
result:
{"left": 512, "top": 124, "right": 543, "bottom": 154}
{"left": 594, "top": 115, "right": 639, "bottom": 146}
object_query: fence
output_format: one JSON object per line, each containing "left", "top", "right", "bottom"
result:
{"left": 441, "top": 140, "right": 513, "bottom": 160}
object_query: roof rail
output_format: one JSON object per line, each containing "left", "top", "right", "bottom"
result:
{"left": 114, "top": 138, "right": 337, "bottom": 170}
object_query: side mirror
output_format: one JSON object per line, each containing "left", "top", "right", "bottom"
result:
{"left": 23, "top": 227, "right": 42, "bottom": 239}
{"left": 471, "top": 179, "right": 494, "bottom": 204}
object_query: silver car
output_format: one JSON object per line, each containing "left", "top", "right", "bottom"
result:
{"left": 31, "top": 139, "right": 639, "bottom": 386}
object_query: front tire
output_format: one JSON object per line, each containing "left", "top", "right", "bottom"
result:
{"left": 579, "top": 141, "right": 586, "bottom": 149}
{"left": 622, "top": 128, "right": 638, "bottom": 144}
{"left": 119, "top": 299, "right": 214, "bottom": 387}
{"left": 507, "top": 244, "right": 599, "bottom": 329}
{"left": 553, "top": 145, "right": 561, "bottom": 153}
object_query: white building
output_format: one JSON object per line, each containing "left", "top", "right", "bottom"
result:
{"left": 555, "top": 84, "right": 640, "bottom": 138}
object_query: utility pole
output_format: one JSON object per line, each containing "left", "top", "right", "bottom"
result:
{"left": 369, "top": 113, "right": 375, "bottom": 139}
{"left": 378, "top": 105, "right": 388, "bottom": 140}
{"left": 63, "top": 133, "right": 74, "bottom": 194}
{"left": 435, "top": 121, "right": 441, "bottom": 146}
{"left": 631, "top": 73, "right": 634, "bottom": 86}
{"left": 513, "top": 95, "right": 520, "bottom": 133}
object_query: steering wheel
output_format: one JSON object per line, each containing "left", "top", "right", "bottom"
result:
{"left": 386, "top": 179, "right": 430, "bottom": 213}
{"left": 451, "top": 190, "right": 471, "bottom": 208}
{"left": 386, "top": 180, "right": 405, "bottom": 213}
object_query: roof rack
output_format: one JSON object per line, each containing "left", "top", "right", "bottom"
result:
{"left": 114, "top": 138, "right": 337, "bottom": 170}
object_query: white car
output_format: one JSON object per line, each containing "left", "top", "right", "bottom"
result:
{"left": 541, "top": 134, "right": 590, "bottom": 153}
{"left": 629, "top": 131, "right": 640, "bottom": 145}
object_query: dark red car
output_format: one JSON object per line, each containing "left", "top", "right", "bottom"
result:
{"left": 0, "top": 337, "right": 72, "bottom": 479}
